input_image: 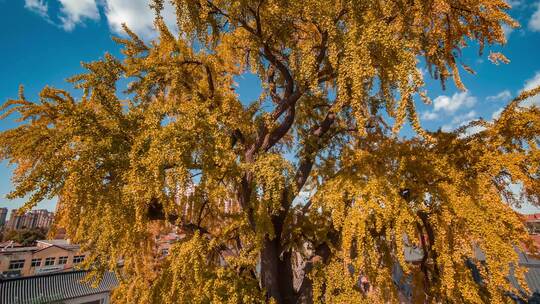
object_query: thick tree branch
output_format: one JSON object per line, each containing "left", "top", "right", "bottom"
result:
{"left": 295, "top": 110, "right": 337, "bottom": 194}
{"left": 238, "top": 173, "right": 256, "bottom": 228}
{"left": 262, "top": 27, "right": 329, "bottom": 153}
{"left": 147, "top": 198, "right": 211, "bottom": 235}
{"left": 261, "top": 92, "right": 303, "bottom": 152}
{"left": 178, "top": 60, "right": 215, "bottom": 100}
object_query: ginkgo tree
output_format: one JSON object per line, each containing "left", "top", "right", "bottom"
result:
{"left": 2, "top": 0, "right": 540, "bottom": 303}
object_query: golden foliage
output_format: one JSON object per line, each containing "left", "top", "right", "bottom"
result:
{"left": 1, "top": 0, "right": 538, "bottom": 303}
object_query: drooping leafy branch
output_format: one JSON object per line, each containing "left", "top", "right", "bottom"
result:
{"left": 1, "top": 1, "right": 539, "bottom": 303}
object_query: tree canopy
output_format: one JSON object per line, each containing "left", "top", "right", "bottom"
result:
{"left": 1, "top": 228, "right": 47, "bottom": 246}
{"left": 1, "top": 0, "right": 540, "bottom": 303}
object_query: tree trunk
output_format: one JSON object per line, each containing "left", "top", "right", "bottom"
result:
{"left": 261, "top": 236, "right": 283, "bottom": 302}
{"left": 260, "top": 212, "right": 296, "bottom": 304}
{"left": 279, "top": 250, "right": 296, "bottom": 303}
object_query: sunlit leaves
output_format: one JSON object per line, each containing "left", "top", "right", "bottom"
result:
{"left": 0, "top": 0, "right": 537, "bottom": 303}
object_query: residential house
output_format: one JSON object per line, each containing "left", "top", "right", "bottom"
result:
{"left": 0, "top": 239, "right": 86, "bottom": 278}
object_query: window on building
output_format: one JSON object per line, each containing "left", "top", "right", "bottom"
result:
{"left": 8, "top": 260, "right": 25, "bottom": 270}
{"left": 58, "top": 256, "right": 68, "bottom": 265}
{"left": 73, "top": 255, "right": 85, "bottom": 264}
{"left": 44, "top": 257, "right": 55, "bottom": 266}
{"left": 31, "top": 258, "right": 41, "bottom": 267}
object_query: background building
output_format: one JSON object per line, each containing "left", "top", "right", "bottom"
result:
{"left": 5, "top": 209, "right": 54, "bottom": 231}
{"left": 0, "top": 270, "right": 117, "bottom": 304}
{"left": 0, "top": 208, "right": 7, "bottom": 228}
{"left": 0, "top": 239, "right": 85, "bottom": 278}
{"left": 524, "top": 213, "right": 540, "bottom": 235}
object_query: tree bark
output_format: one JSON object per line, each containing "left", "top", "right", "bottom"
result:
{"left": 260, "top": 187, "right": 296, "bottom": 304}
{"left": 261, "top": 235, "right": 284, "bottom": 303}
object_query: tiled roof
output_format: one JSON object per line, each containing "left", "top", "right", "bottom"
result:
{"left": 523, "top": 213, "right": 540, "bottom": 222}
{"left": 0, "top": 247, "right": 38, "bottom": 254}
{"left": 0, "top": 270, "right": 118, "bottom": 304}
{"left": 37, "top": 240, "right": 70, "bottom": 247}
{"left": 0, "top": 241, "right": 22, "bottom": 248}
{"left": 522, "top": 265, "right": 540, "bottom": 294}
{"left": 33, "top": 244, "right": 77, "bottom": 254}
{"left": 36, "top": 240, "right": 80, "bottom": 251}
{"left": 508, "top": 253, "right": 540, "bottom": 296}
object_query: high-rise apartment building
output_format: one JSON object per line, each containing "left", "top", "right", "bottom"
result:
{"left": 5, "top": 209, "right": 54, "bottom": 230}
{"left": 5, "top": 209, "right": 23, "bottom": 230}
{"left": 33, "top": 209, "right": 54, "bottom": 229}
{"left": 0, "top": 208, "right": 7, "bottom": 228}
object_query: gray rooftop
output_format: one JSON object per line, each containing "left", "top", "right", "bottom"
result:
{"left": 0, "top": 270, "right": 118, "bottom": 304}
{"left": 0, "top": 247, "right": 38, "bottom": 254}
{"left": 508, "top": 253, "right": 540, "bottom": 297}
{"left": 36, "top": 240, "right": 70, "bottom": 246}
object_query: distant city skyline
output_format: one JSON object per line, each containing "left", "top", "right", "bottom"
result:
{"left": 0, "top": 197, "right": 56, "bottom": 214}
{"left": 1, "top": 195, "right": 540, "bottom": 215}
{"left": 4, "top": 208, "right": 54, "bottom": 231}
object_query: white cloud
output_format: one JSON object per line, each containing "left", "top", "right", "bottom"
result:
{"left": 451, "top": 110, "right": 477, "bottom": 125}
{"left": 23, "top": 0, "right": 176, "bottom": 38}
{"left": 104, "top": 0, "right": 155, "bottom": 38}
{"left": 520, "top": 72, "right": 540, "bottom": 107}
{"left": 529, "top": 2, "right": 540, "bottom": 32}
{"left": 445, "top": 110, "right": 477, "bottom": 130}
{"left": 433, "top": 91, "right": 477, "bottom": 114}
{"left": 102, "top": 0, "right": 177, "bottom": 38}
{"left": 24, "top": 0, "right": 49, "bottom": 18}
{"left": 506, "top": 0, "right": 522, "bottom": 8}
{"left": 486, "top": 90, "right": 512, "bottom": 101}
{"left": 460, "top": 125, "right": 487, "bottom": 138}
{"left": 502, "top": 24, "right": 514, "bottom": 40}
{"left": 441, "top": 110, "right": 479, "bottom": 132}
{"left": 441, "top": 111, "right": 475, "bottom": 132}
{"left": 492, "top": 107, "right": 504, "bottom": 120}
{"left": 440, "top": 124, "right": 454, "bottom": 132}
{"left": 421, "top": 111, "right": 438, "bottom": 121}
{"left": 58, "top": 0, "right": 100, "bottom": 31}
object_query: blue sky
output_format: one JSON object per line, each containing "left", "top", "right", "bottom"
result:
{"left": 1, "top": 0, "right": 540, "bottom": 215}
